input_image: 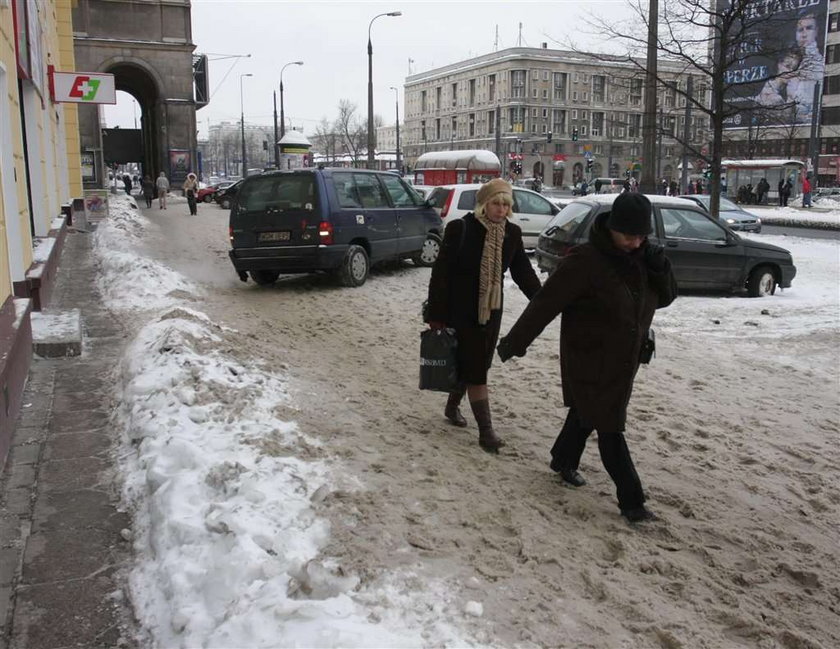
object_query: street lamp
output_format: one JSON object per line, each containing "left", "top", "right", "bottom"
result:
{"left": 367, "top": 11, "right": 401, "bottom": 169}
{"left": 239, "top": 73, "right": 253, "bottom": 178}
{"left": 276, "top": 61, "right": 304, "bottom": 168}
{"left": 389, "top": 86, "right": 401, "bottom": 175}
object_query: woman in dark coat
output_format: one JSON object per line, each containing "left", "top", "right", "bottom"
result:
{"left": 498, "top": 193, "right": 677, "bottom": 521}
{"left": 141, "top": 175, "right": 155, "bottom": 208}
{"left": 426, "top": 179, "right": 541, "bottom": 452}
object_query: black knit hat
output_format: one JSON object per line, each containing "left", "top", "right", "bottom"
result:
{"left": 605, "top": 193, "right": 653, "bottom": 235}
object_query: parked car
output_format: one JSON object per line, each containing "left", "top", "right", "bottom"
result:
{"left": 593, "top": 177, "right": 625, "bottom": 193}
{"left": 215, "top": 179, "right": 244, "bottom": 209}
{"left": 535, "top": 194, "right": 795, "bottom": 297}
{"left": 425, "top": 183, "right": 561, "bottom": 248}
{"left": 678, "top": 194, "right": 762, "bottom": 233}
{"left": 514, "top": 177, "right": 544, "bottom": 192}
{"left": 228, "top": 168, "right": 444, "bottom": 287}
{"left": 198, "top": 180, "right": 235, "bottom": 204}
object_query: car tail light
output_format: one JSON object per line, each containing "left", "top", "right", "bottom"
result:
{"left": 441, "top": 189, "right": 454, "bottom": 219}
{"left": 228, "top": 227, "right": 234, "bottom": 244}
{"left": 318, "top": 221, "right": 334, "bottom": 245}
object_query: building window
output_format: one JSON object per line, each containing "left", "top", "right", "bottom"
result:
{"left": 630, "top": 78, "right": 642, "bottom": 106}
{"left": 435, "top": 118, "right": 441, "bottom": 140}
{"left": 510, "top": 106, "right": 525, "bottom": 132}
{"left": 572, "top": 90, "right": 578, "bottom": 101}
{"left": 488, "top": 74, "right": 496, "bottom": 101}
{"left": 469, "top": 113, "right": 476, "bottom": 136}
{"left": 591, "top": 112, "right": 604, "bottom": 137}
{"left": 543, "top": 70, "right": 549, "bottom": 81}
{"left": 582, "top": 91, "right": 589, "bottom": 102}
{"left": 825, "top": 75, "right": 840, "bottom": 95}
{"left": 451, "top": 83, "right": 458, "bottom": 107}
{"left": 542, "top": 108, "right": 548, "bottom": 118}
{"left": 542, "top": 124, "right": 548, "bottom": 133}
{"left": 511, "top": 70, "right": 526, "bottom": 98}
{"left": 573, "top": 72, "right": 580, "bottom": 83}
{"left": 421, "top": 120, "right": 426, "bottom": 141}
{"left": 553, "top": 72, "right": 567, "bottom": 100}
{"left": 580, "top": 126, "right": 588, "bottom": 136}
{"left": 581, "top": 110, "right": 588, "bottom": 120}
{"left": 435, "top": 86, "right": 442, "bottom": 110}
{"left": 488, "top": 109, "right": 495, "bottom": 133}
{"left": 571, "top": 109, "right": 578, "bottom": 119}
{"left": 542, "top": 89, "right": 549, "bottom": 100}
{"left": 532, "top": 69, "right": 539, "bottom": 79}
{"left": 421, "top": 90, "right": 427, "bottom": 113}
{"left": 553, "top": 109, "right": 566, "bottom": 134}
{"left": 628, "top": 113, "right": 642, "bottom": 137}
{"left": 594, "top": 144, "right": 603, "bottom": 154}
{"left": 451, "top": 117, "right": 457, "bottom": 138}
{"left": 830, "top": 12, "right": 840, "bottom": 32}
{"left": 555, "top": 143, "right": 565, "bottom": 153}
{"left": 469, "top": 79, "right": 476, "bottom": 106}
{"left": 532, "top": 88, "right": 538, "bottom": 98}
{"left": 592, "top": 75, "right": 606, "bottom": 103}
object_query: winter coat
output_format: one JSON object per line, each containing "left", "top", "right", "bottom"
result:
{"left": 141, "top": 179, "right": 155, "bottom": 198}
{"left": 426, "top": 213, "right": 541, "bottom": 329}
{"left": 802, "top": 178, "right": 811, "bottom": 193}
{"left": 500, "top": 212, "right": 677, "bottom": 432}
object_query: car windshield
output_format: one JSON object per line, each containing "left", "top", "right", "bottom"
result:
{"left": 237, "top": 174, "right": 316, "bottom": 211}
{"left": 543, "top": 202, "right": 591, "bottom": 239}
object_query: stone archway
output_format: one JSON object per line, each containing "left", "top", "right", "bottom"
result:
{"left": 72, "top": 0, "right": 198, "bottom": 188}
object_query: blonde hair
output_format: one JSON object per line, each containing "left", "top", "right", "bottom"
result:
{"left": 475, "top": 192, "right": 512, "bottom": 219}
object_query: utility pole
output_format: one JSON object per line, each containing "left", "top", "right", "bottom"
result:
{"left": 680, "top": 76, "right": 693, "bottom": 194}
{"left": 273, "top": 91, "right": 279, "bottom": 168}
{"left": 640, "top": 0, "right": 658, "bottom": 194}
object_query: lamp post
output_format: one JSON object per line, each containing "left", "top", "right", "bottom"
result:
{"left": 367, "top": 11, "right": 401, "bottom": 169}
{"left": 277, "top": 61, "right": 304, "bottom": 168}
{"left": 239, "top": 73, "right": 252, "bottom": 178}
{"left": 389, "top": 86, "right": 401, "bottom": 175}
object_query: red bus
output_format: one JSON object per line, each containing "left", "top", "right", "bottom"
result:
{"left": 413, "top": 150, "right": 501, "bottom": 186}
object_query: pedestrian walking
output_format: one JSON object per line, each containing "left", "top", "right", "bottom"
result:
{"left": 594, "top": 178, "right": 603, "bottom": 194}
{"left": 141, "top": 175, "right": 155, "bottom": 208}
{"left": 669, "top": 180, "right": 678, "bottom": 197}
{"left": 497, "top": 193, "right": 677, "bottom": 522}
{"left": 122, "top": 173, "right": 132, "bottom": 195}
{"left": 757, "top": 178, "right": 770, "bottom": 204}
{"left": 778, "top": 179, "right": 785, "bottom": 206}
{"left": 156, "top": 171, "right": 170, "bottom": 209}
{"left": 425, "top": 178, "right": 541, "bottom": 453}
{"left": 802, "top": 175, "right": 812, "bottom": 208}
{"left": 183, "top": 172, "right": 199, "bottom": 215}
{"left": 782, "top": 179, "right": 792, "bottom": 207}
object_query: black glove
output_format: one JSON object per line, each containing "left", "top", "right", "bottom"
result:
{"left": 643, "top": 242, "right": 667, "bottom": 273}
{"left": 497, "top": 337, "right": 522, "bottom": 363}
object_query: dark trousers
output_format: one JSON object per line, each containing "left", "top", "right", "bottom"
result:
{"left": 187, "top": 193, "right": 197, "bottom": 215}
{"left": 551, "top": 407, "right": 645, "bottom": 510}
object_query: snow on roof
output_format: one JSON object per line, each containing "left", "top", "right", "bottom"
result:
{"left": 722, "top": 159, "right": 805, "bottom": 168}
{"left": 278, "top": 131, "right": 311, "bottom": 146}
{"left": 414, "top": 149, "right": 500, "bottom": 170}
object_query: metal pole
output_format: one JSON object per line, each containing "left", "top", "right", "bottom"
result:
{"left": 368, "top": 12, "right": 402, "bottom": 170}
{"left": 390, "top": 86, "right": 401, "bottom": 174}
{"left": 279, "top": 62, "right": 304, "bottom": 168}
{"left": 640, "top": 0, "right": 658, "bottom": 194}
{"left": 809, "top": 82, "right": 821, "bottom": 185}
{"left": 680, "top": 76, "right": 693, "bottom": 194}
{"left": 240, "top": 73, "right": 252, "bottom": 178}
{"left": 273, "top": 91, "right": 279, "bottom": 168}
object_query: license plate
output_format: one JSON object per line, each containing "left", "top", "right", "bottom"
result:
{"left": 258, "top": 231, "right": 290, "bottom": 242}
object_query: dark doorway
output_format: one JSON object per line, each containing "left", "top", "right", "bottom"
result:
{"left": 105, "top": 64, "right": 160, "bottom": 177}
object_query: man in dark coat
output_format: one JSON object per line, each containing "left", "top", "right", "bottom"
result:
{"left": 426, "top": 179, "right": 541, "bottom": 452}
{"left": 497, "top": 193, "right": 677, "bottom": 522}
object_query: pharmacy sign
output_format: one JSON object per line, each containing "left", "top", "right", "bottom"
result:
{"left": 50, "top": 69, "right": 116, "bottom": 104}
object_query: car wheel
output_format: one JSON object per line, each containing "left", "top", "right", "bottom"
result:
{"left": 412, "top": 233, "right": 441, "bottom": 267}
{"left": 250, "top": 270, "right": 280, "bottom": 285}
{"left": 338, "top": 245, "right": 369, "bottom": 287}
{"left": 747, "top": 265, "right": 776, "bottom": 297}
{"left": 203, "top": 194, "right": 213, "bottom": 203}
{"left": 221, "top": 197, "right": 230, "bottom": 209}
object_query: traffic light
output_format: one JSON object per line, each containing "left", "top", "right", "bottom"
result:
{"left": 572, "top": 127, "right": 578, "bottom": 142}
{"left": 547, "top": 131, "right": 553, "bottom": 143}
{"left": 586, "top": 159, "right": 593, "bottom": 171}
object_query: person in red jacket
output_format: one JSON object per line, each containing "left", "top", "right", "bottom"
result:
{"left": 802, "top": 174, "right": 812, "bottom": 208}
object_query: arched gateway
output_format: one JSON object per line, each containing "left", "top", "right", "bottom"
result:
{"left": 72, "top": 0, "right": 204, "bottom": 187}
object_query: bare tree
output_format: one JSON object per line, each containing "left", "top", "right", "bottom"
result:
{"left": 335, "top": 100, "right": 367, "bottom": 167}
{"left": 572, "top": 0, "right": 807, "bottom": 217}
{"left": 312, "top": 117, "right": 341, "bottom": 164}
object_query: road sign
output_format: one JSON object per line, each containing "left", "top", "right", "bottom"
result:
{"left": 584, "top": 151, "right": 593, "bottom": 160}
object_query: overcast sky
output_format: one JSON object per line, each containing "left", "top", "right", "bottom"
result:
{"left": 103, "top": 0, "right": 632, "bottom": 137}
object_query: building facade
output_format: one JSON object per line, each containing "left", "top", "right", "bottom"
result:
{"left": 1, "top": 0, "right": 83, "bottom": 467}
{"left": 403, "top": 46, "right": 710, "bottom": 188}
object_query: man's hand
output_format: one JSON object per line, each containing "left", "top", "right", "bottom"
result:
{"left": 643, "top": 242, "right": 668, "bottom": 272}
{"left": 497, "top": 337, "right": 522, "bottom": 363}
{"left": 428, "top": 321, "right": 446, "bottom": 331}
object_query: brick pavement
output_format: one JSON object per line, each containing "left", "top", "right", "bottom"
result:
{"left": 0, "top": 229, "right": 138, "bottom": 649}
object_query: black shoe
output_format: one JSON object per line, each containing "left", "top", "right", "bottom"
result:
{"left": 620, "top": 507, "right": 659, "bottom": 523}
{"left": 550, "top": 459, "right": 586, "bottom": 487}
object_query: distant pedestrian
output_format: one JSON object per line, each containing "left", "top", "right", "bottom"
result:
{"left": 660, "top": 178, "right": 668, "bottom": 195}
{"left": 756, "top": 178, "right": 770, "bottom": 204}
{"left": 581, "top": 180, "right": 589, "bottom": 196}
{"left": 782, "top": 179, "right": 792, "bottom": 207}
{"left": 122, "top": 173, "right": 132, "bottom": 195}
{"left": 183, "top": 172, "right": 199, "bottom": 215}
{"left": 695, "top": 179, "right": 703, "bottom": 194}
{"left": 594, "top": 178, "right": 603, "bottom": 194}
{"left": 802, "top": 175, "right": 812, "bottom": 208}
{"left": 778, "top": 179, "right": 785, "bottom": 206}
{"left": 156, "top": 171, "right": 170, "bottom": 209}
{"left": 141, "top": 175, "right": 155, "bottom": 208}
{"left": 669, "top": 180, "right": 678, "bottom": 197}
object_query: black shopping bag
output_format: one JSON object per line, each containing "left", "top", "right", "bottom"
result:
{"left": 419, "top": 328, "right": 458, "bottom": 392}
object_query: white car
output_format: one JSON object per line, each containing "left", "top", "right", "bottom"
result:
{"left": 425, "top": 183, "right": 561, "bottom": 248}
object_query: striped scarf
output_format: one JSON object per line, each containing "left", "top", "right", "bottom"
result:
{"left": 475, "top": 213, "right": 506, "bottom": 325}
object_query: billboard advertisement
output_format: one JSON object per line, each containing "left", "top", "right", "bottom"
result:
{"left": 722, "top": 0, "right": 828, "bottom": 129}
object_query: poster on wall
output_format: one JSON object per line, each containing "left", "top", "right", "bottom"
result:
{"left": 722, "top": 0, "right": 829, "bottom": 129}
{"left": 80, "top": 151, "right": 96, "bottom": 182}
{"left": 169, "top": 150, "right": 191, "bottom": 185}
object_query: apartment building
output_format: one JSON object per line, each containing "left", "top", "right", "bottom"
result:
{"left": 403, "top": 45, "right": 710, "bottom": 188}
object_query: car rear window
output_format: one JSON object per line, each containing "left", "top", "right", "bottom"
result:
{"left": 426, "top": 188, "right": 452, "bottom": 209}
{"left": 543, "top": 203, "right": 592, "bottom": 238}
{"left": 237, "top": 175, "right": 316, "bottom": 211}
{"left": 457, "top": 190, "right": 477, "bottom": 210}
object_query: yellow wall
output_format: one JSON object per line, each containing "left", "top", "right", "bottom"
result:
{"left": 57, "top": 0, "right": 81, "bottom": 197}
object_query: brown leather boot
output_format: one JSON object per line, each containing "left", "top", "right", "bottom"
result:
{"left": 469, "top": 399, "right": 505, "bottom": 453}
{"left": 444, "top": 385, "right": 468, "bottom": 427}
